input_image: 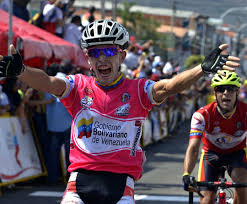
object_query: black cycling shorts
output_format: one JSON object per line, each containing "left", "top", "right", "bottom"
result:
{"left": 61, "top": 169, "right": 135, "bottom": 204}
{"left": 197, "top": 148, "right": 247, "bottom": 192}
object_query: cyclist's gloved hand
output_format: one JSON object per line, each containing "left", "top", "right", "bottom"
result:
{"left": 182, "top": 173, "right": 195, "bottom": 191}
{"left": 201, "top": 47, "right": 229, "bottom": 74}
{"left": 0, "top": 51, "right": 23, "bottom": 77}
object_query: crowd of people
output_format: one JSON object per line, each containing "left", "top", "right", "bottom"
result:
{"left": 0, "top": 60, "right": 79, "bottom": 184}
{"left": 0, "top": 0, "right": 95, "bottom": 47}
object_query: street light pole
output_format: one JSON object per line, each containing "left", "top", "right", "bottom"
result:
{"left": 101, "top": 0, "right": 105, "bottom": 19}
{"left": 8, "top": 0, "right": 13, "bottom": 55}
{"left": 112, "top": 0, "right": 117, "bottom": 20}
{"left": 169, "top": 0, "right": 176, "bottom": 59}
{"left": 235, "top": 23, "right": 247, "bottom": 56}
{"left": 220, "top": 7, "right": 247, "bottom": 23}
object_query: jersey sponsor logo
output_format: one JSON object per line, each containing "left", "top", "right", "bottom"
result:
{"left": 212, "top": 127, "right": 220, "bottom": 134}
{"left": 234, "top": 130, "right": 244, "bottom": 137}
{"left": 90, "top": 120, "right": 131, "bottom": 150}
{"left": 73, "top": 111, "right": 140, "bottom": 154}
{"left": 80, "top": 96, "right": 93, "bottom": 109}
{"left": 215, "top": 135, "right": 232, "bottom": 145}
{"left": 93, "top": 121, "right": 128, "bottom": 139}
{"left": 115, "top": 103, "right": 130, "bottom": 116}
{"left": 77, "top": 117, "right": 93, "bottom": 139}
{"left": 144, "top": 80, "right": 154, "bottom": 93}
{"left": 121, "top": 92, "right": 130, "bottom": 103}
{"left": 131, "top": 125, "right": 141, "bottom": 156}
{"left": 85, "top": 87, "right": 93, "bottom": 95}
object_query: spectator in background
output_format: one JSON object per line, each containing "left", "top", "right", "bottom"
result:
{"left": 162, "top": 59, "right": 174, "bottom": 78}
{"left": 64, "top": 0, "right": 75, "bottom": 18}
{"left": 63, "top": 15, "right": 82, "bottom": 46}
{"left": 146, "top": 52, "right": 155, "bottom": 70}
{"left": 123, "top": 44, "right": 139, "bottom": 70}
{"left": 0, "top": 0, "right": 9, "bottom": 11}
{"left": 13, "top": 0, "right": 31, "bottom": 21}
{"left": 42, "top": 0, "right": 64, "bottom": 36}
{"left": 195, "top": 77, "right": 210, "bottom": 107}
{"left": 26, "top": 63, "right": 60, "bottom": 169}
{"left": 152, "top": 56, "right": 163, "bottom": 77}
{"left": 0, "top": 84, "right": 10, "bottom": 116}
{"left": 0, "top": 0, "right": 31, "bottom": 21}
{"left": 82, "top": 6, "right": 95, "bottom": 26}
{"left": 45, "top": 61, "right": 74, "bottom": 184}
{"left": 239, "top": 80, "right": 247, "bottom": 103}
{"left": 132, "top": 55, "right": 146, "bottom": 78}
{"left": 3, "top": 78, "right": 32, "bottom": 134}
{"left": 45, "top": 62, "right": 60, "bottom": 76}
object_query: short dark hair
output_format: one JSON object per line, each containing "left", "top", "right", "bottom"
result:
{"left": 46, "top": 63, "right": 59, "bottom": 76}
{"left": 60, "top": 60, "right": 75, "bottom": 74}
{"left": 89, "top": 6, "right": 96, "bottom": 13}
{"left": 71, "top": 15, "right": 81, "bottom": 24}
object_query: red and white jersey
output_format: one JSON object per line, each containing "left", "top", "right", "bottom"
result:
{"left": 60, "top": 74, "right": 155, "bottom": 180}
{"left": 190, "top": 101, "right": 247, "bottom": 153}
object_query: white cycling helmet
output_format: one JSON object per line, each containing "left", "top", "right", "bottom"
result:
{"left": 81, "top": 19, "right": 129, "bottom": 50}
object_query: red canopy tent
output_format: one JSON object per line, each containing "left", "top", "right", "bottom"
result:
{"left": 0, "top": 9, "right": 89, "bottom": 69}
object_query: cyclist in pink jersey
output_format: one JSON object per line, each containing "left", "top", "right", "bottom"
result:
{"left": 183, "top": 70, "right": 247, "bottom": 203}
{"left": 0, "top": 19, "right": 240, "bottom": 204}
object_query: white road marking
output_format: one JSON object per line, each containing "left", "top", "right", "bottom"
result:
{"left": 29, "top": 191, "right": 200, "bottom": 202}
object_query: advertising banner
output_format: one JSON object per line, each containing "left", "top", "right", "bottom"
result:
{"left": 0, "top": 117, "right": 42, "bottom": 184}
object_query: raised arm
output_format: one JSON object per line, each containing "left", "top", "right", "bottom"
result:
{"left": 0, "top": 44, "right": 66, "bottom": 96}
{"left": 18, "top": 66, "right": 66, "bottom": 96}
{"left": 152, "top": 44, "right": 240, "bottom": 104}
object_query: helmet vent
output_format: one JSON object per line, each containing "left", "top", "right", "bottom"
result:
{"left": 231, "top": 78, "right": 237, "bottom": 81}
{"left": 89, "top": 23, "right": 93, "bottom": 28}
{"left": 105, "top": 27, "right": 110, "bottom": 35}
{"left": 218, "top": 75, "right": 223, "bottom": 80}
{"left": 117, "top": 33, "right": 124, "bottom": 40}
{"left": 98, "top": 25, "right": 102, "bottom": 34}
{"left": 84, "top": 32, "right": 88, "bottom": 38}
{"left": 98, "top": 20, "right": 104, "bottom": 23}
{"left": 113, "top": 28, "right": 118, "bottom": 35}
{"left": 107, "top": 21, "right": 113, "bottom": 26}
{"left": 227, "top": 74, "right": 232, "bottom": 79}
{"left": 90, "top": 29, "right": 94, "bottom": 36}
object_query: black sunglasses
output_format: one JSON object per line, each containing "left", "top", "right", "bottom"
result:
{"left": 214, "top": 85, "right": 238, "bottom": 93}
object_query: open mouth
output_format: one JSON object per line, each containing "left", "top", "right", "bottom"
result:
{"left": 222, "top": 99, "right": 231, "bottom": 105}
{"left": 98, "top": 68, "right": 111, "bottom": 75}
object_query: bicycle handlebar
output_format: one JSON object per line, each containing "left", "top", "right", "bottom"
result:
{"left": 197, "top": 181, "right": 247, "bottom": 188}
{"left": 188, "top": 177, "right": 247, "bottom": 200}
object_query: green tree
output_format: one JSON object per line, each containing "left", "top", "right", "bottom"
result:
{"left": 118, "top": 1, "right": 168, "bottom": 45}
{"left": 185, "top": 55, "right": 205, "bottom": 70}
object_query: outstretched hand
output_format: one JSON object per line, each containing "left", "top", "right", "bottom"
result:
{"left": 0, "top": 44, "right": 23, "bottom": 77}
{"left": 201, "top": 44, "right": 240, "bottom": 75}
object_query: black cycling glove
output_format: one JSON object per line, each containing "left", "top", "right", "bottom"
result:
{"left": 182, "top": 174, "right": 195, "bottom": 191}
{"left": 201, "top": 47, "right": 229, "bottom": 74}
{"left": 0, "top": 51, "right": 23, "bottom": 77}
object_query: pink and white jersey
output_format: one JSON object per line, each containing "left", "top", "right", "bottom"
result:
{"left": 60, "top": 74, "right": 155, "bottom": 180}
{"left": 190, "top": 101, "right": 247, "bottom": 154}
